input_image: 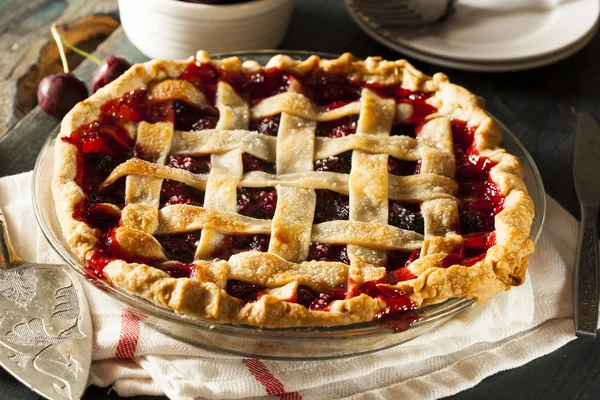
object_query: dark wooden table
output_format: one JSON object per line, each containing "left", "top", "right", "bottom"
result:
{"left": 1, "top": 0, "right": 600, "bottom": 399}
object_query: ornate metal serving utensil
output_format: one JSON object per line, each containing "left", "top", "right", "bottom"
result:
{"left": 0, "top": 207, "right": 92, "bottom": 399}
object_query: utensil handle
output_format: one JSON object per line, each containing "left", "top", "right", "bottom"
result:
{"left": 574, "top": 204, "right": 599, "bottom": 338}
{"left": 0, "top": 207, "right": 22, "bottom": 268}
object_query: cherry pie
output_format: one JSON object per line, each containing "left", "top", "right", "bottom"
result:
{"left": 52, "top": 52, "right": 534, "bottom": 327}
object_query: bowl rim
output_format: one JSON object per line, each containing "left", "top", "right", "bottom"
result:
{"left": 32, "top": 50, "right": 545, "bottom": 340}
{"left": 128, "top": 0, "right": 291, "bottom": 17}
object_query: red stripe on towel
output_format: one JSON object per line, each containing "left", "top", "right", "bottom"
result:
{"left": 243, "top": 358, "right": 303, "bottom": 400}
{"left": 115, "top": 307, "right": 146, "bottom": 359}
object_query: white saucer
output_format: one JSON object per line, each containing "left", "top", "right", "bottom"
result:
{"left": 353, "top": 16, "right": 598, "bottom": 72}
{"left": 347, "top": 0, "right": 599, "bottom": 63}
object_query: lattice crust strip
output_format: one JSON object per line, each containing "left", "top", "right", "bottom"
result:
{"left": 52, "top": 52, "right": 535, "bottom": 327}
{"left": 196, "top": 82, "right": 247, "bottom": 259}
{"left": 268, "top": 112, "right": 317, "bottom": 262}
{"left": 104, "top": 161, "right": 458, "bottom": 199}
{"left": 347, "top": 89, "right": 395, "bottom": 290}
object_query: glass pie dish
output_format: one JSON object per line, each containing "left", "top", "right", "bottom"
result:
{"left": 33, "top": 51, "right": 546, "bottom": 360}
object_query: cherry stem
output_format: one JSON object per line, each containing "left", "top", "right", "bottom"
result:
{"left": 50, "top": 23, "right": 69, "bottom": 73}
{"left": 61, "top": 37, "right": 102, "bottom": 66}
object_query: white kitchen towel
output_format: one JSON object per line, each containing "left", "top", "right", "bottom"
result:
{"left": 0, "top": 171, "right": 581, "bottom": 400}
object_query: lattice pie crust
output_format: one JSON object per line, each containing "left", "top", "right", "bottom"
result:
{"left": 52, "top": 52, "right": 535, "bottom": 327}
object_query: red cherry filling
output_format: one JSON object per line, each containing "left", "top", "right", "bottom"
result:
{"left": 101, "top": 88, "right": 148, "bottom": 122}
{"left": 65, "top": 118, "right": 133, "bottom": 217}
{"left": 181, "top": 63, "right": 291, "bottom": 105}
{"left": 460, "top": 181, "right": 505, "bottom": 215}
{"left": 452, "top": 120, "right": 498, "bottom": 183}
{"left": 388, "top": 157, "right": 418, "bottom": 176}
{"left": 459, "top": 209, "right": 494, "bottom": 235}
{"left": 155, "top": 231, "right": 202, "bottom": 263}
{"left": 178, "top": 62, "right": 219, "bottom": 104}
{"left": 86, "top": 181, "right": 126, "bottom": 210}
{"left": 388, "top": 202, "right": 423, "bottom": 234}
{"left": 192, "top": 116, "right": 219, "bottom": 131}
{"left": 212, "top": 234, "right": 271, "bottom": 259}
{"left": 300, "top": 73, "right": 362, "bottom": 107}
{"left": 442, "top": 253, "right": 487, "bottom": 269}
{"left": 226, "top": 279, "right": 265, "bottom": 303}
{"left": 101, "top": 89, "right": 220, "bottom": 130}
{"left": 160, "top": 180, "right": 205, "bottom": 207}
{"left": 242, "top": 153, "right": 276, "bottom": 174}
{"left": 376, "top": 296, "right": 417, "bottom": 321}
{"left": 366, "top": 85, "right": 437, "bottom": 124}
{"left": 145, "top": 100, "right": 219, "bottom": 131}
{"left": 390, "top": 123, "right": 417, "bottom": 138}
{"left": 237, "top": 187, "right": 278, "bottom": 219}
{"left": 86, "top": 228, "right": 196, "bottom": 280}
{"left": 87, "top": 229, "right": 161, "bottom": 272}
{"left": 296, "top": 285, "right": 346, "bottom": 310}
{"left": 307, "top": 242, "right": 349, "bottom": 264}
{"left": 314, "top": 151, "right": 352, "bottom": 174}
{"left": 451, "top": 120, "right": 505, "bottom": 238}
{"left": 315, "top": 116, "right": 358, "bottom": 138}
{"left": 249, "top": 115, "right": 280, "bottom": 136}
{"left": 441, "top": 232, "right": 496, "bottom": 269}
{"left": 79, "top": 154, "right": 127, "bottom": 205}
{"left": 449, "top": 120, "right": 506, "bottom": 265}
{"left": 458, "top": 181, "right": 504, "bottom": 235}
{"left": 171, "top": 100, "right": 219, "bottom": 131}
{"left": 356, "top": 281, "right": 407, "bottom": 299}
{"left": 168, "top": 154, "right": 212, "bottom": 174}
{"left": 386, "top": 250, "right": 420, "bottom": 284}
{"left": 463, "top": 231, "right": 496, "bottom": 257}
{"left": 161, "top": 262, "right": 196, "bottom": 279}
{"left": 224, "top": 68, "right": 290, "bottom": 103}
{"left": 83, "top": 204, "right": 121, "bottom": 232}
{"left": 73, "top": 201, "right": 121, "bottom": 234}
{"left": 456, "top": 151, "right": 497, "bottom": 182}
{"left": 313, "top": 189, "right": 349, "bottom": 223}
{"left": 353, "top": 279, "right": 417, "bottom": 321}
{"left": 65, "top": 118, "right": 134, "bottom": 161}
{"left": 179, "top": 61, "right": 219, "bottom": 85}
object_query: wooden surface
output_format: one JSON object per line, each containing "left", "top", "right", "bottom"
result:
{"left": 1, "top": 0, "right": 600, "bottom": 399}
{"left": 0, "top": 0, "right": 119, "bottom": 138}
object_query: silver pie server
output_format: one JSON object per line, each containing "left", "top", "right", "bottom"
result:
{"left": 573, "top": 112, "right": 600, "bottom": 339}
{"left": 0, "top": 206, "right": 92, "bottom": 399}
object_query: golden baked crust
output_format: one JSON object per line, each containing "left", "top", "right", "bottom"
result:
{"left": 52, "top": 52, "right": 535, "bottom": 327}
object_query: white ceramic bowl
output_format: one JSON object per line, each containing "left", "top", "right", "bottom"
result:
{"left": 118, "top": 0, "right": 293, "bottom": 59}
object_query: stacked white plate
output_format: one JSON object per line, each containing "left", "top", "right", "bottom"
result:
{"left": 346, "top": 0, "right": 599, "bottom": 72}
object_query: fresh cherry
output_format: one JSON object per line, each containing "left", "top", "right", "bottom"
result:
{"left": 91, "top": 55, "right": 132, "bottom": 92}
{"left": 37, "top": 73, "right": 88, "bottom": 118}
{"left": 38, "top": 24, "right": 89, "bottom": 118}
